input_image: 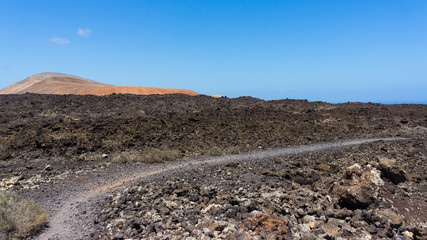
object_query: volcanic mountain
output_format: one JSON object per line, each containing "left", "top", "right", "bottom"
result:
{"left": 0, "top": 72, "right": 198, "bottom": 96}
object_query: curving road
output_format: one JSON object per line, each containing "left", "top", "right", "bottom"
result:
{"left": 34, "top": 137, "right": 408, "bottom": 240}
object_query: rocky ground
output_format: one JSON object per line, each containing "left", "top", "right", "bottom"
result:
{"left": 93, "top": 139, "right": 427, "bottom": 240}
{"left": 1, "top": 94, "right": 427, "bottom": 180}
{"left": 0, "top": 94, "right": 426, "bottom": 239}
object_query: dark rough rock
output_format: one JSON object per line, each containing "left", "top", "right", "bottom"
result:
{"left": 90, "top": 139, "right": 427, "bottom": 239}
{"left": 2, "top": 94, "right": 427, "bottom": 180}
{"left": 330, "top": 164, "right": 384, "bottom": 210}
{"left": 375, "top": 208, "right": 404, "bottom": 228}
{"left": 1, "top": 94, "right": 426, "bottom": 239}
{"left": 377, "top": 157, "right": 407, "bottom": 184}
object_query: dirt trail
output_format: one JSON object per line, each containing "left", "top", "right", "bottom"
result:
{"left": 34, "top": 137, "right": 407, "bottom": 240}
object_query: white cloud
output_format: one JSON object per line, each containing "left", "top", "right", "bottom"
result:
{"left": 50, "top": 37, "right": 70, "bottom": 44}
{"left": 77, "top": 28, "right": 92, "bottom": 38}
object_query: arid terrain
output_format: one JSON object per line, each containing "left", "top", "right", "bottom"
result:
{"left": 0, "top": 73, "right": 198, "bottom": 96}
{"left": 0, "top": 93, "right": 426, "bottom": 239}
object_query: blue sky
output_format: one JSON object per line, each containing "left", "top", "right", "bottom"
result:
{"left": 0, "top": 0, "right": 426, "bottom": 103}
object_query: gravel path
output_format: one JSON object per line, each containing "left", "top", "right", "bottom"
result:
{"left": 34, "top": 137, "right": 407, "bottom": 240}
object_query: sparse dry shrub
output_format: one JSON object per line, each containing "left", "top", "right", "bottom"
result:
{"left": 226, "top": 146, "right": 241, "bottom": 155}
{"left": 397, "top": 126, "right": 427, "bottom": 137}
{"left": 378, "top": 126, "right": 427, "bottom": 138}
{"left": 207, "top": 146, "right": 222, "bottom": 156}
{"left": 0, "top": 144, "right": 9, "bottom": 161}
{"left": 0, "top": 191, "right": 48, "bottom": 239}
{"left": 112, "top": 149, "right": 181, "bottom": 164}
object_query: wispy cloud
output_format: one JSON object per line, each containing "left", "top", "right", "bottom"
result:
{"left": 77, "top": 28, "right": 92, "bottom": 38}
{"left": 50, "top": 37, "right": 70, "bottom": 44}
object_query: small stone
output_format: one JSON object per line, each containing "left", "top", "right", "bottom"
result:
{"left": 366, "top": 224, "right": 378, "bottom": 234}
{"left": 5, "top": 176, "right": 22, "bottom": 186}
{"left": 341, "top": 224, "right": 356, "bottom": 233}
{"left": 321, "top": 223, "right": 340, "bottom": 236}
{"left": 173, "top": 188, "right": 189, "bottom": 197}
{"left": 291, "top": 182, "right": 300, "bottom": 189}
{"left": 308, "top": 221, "right": 323, "bottom": 229}
{"left": 351, "top": 220, "right": 368, "bottom": 228}
{"left": 302, "top": 215, "right": 315, "bottom": 224}
{"left": 358, "top": 230, "right": 373, "bottom": 240}
{"left": 402, "top": 230, "right": 414, "bottom": 239}
{"left": 297, "top": 208, "right": 306, "bottom": 217}
{"left": 343, "top": 163, "right": 363, "bottom": 178}
{"left": 113, "top": 231, "right": 124, "bottom": 240}
{"left": 248, "top": 213, "right": 289, "bottom": 237}
{"left": 158, "top": 207, "right": 169, "bottom": 215}
{"left": 102, "top": 154, "right": 109, "bottom": 159}
{"left": 78, "top": 154, "right": 86, "bottom": 161}
{"left": 375, "top": 209, "right": 403, "bottom": 228}
{"left": 334, "top": 209, "right": 353, "bottom": 219}
{"left": 412, "top": 227, "right": 426, "bottom": 239}
{"left": 208, "top": 223, "right": 227, "bottom": 232}
{"left": 405, "top": 225, "right": 416, "bottom": 232}
{"left": 44, "top": 165, "right": 52, "bottom": 171}
{"left": 316, "top": 164, "right": 332, "bottom": 172}
{"left": 328, "top": 217, "right": 346, "bottom": 227}
{"left": 323, "top": 209, "right": 335, "bottom": 217}
{"left": 300, "top": 232, "right": 317, "bottom": 240}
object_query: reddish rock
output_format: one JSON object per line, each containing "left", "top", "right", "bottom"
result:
{"left": 247, "top": 213, "right": 289, "bottom": 237}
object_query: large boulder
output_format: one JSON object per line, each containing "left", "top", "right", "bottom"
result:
{"left": 377, "top": 157, "right": 406, "bottom": 184}
{"left": 330, "top": 164, "right": 384, "bottom": 209}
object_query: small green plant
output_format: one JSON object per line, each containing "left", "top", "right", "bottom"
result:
{"left": 0, "top": 191, "right": 48, "bottom": 239}
{"left": 207, "top": 146, "right": 222, "bottom": 156}
{"left": 113, "top": 149, "right": 181, "bottom": 164}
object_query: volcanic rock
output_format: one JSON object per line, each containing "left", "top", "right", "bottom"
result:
{"left": 330, "top": 164, "right": 384, "bottom": 209}
{"left": 247, "top": 213, "right": 289, "bottom": 236}
{"left": 375, "top": 209, "right": 404, "bottom": 228}
{"left": 377, "top": 157, "right": 407, "bottom": 184}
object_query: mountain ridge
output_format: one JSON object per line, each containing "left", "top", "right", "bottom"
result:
{"left": 0, "top": 72, "right": 198, "bottom": 96}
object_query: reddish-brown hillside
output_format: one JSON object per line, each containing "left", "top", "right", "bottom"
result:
{"left": 0, "top": 72, "right": 198, "bottom": 96}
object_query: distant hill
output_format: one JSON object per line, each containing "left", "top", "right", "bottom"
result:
{"left": 0, "top": 72, "right": 198, "bottom": 96}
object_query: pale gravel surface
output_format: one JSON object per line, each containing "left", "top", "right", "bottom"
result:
{"left": 33, "top": 137, "right": 407, "bottom": 240}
